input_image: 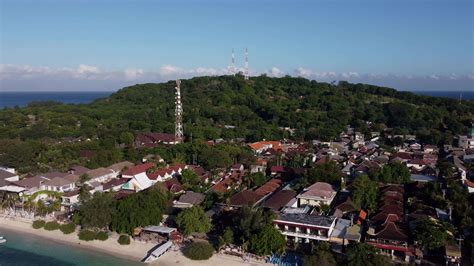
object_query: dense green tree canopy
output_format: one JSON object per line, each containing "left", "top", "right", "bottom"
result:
{"left": 176, "top": 206, "right": 211, "bottom": 236}
{"left": 80, "top": 192, "right": 116, "bottom": 229}
{"left": 1, "top": 76, "right": 472, "bottom": 173}
{"left": 111, "top": 185, "right": 169, "bottom": 234}
{"left": 350, "top": 175, "right": 379, "bottom": 214}
{"left": 248, "top": 225, "right": 286, "bottom": 256}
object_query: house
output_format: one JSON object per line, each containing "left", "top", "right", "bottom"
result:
{"left": 231, "top": 163, "right": 244, "bottom": 172}
{"left": 228, "top": 190, "right": 262, "bottom": 208}
{"left": 10, "top": 175, "right": 49, "bottom": 196}
{"left": 456, "top": 134, "right": 474, "bottom": 149}
{"left": 273, "top": 213, "right": 337, "bottom": 244}
{"left": 41, "top": 174, "right": 79, "bottom": 192}
{"left": 135, "top": 132, "right": 178, "bottom": 147}
{"left": 103, "top": 178, "right": 130, "bottom": 192}
{"left": 0, "top": 169, "right": 19, "bottom": 186}
{"left": 122, "top": 163, "right": 155, "bottom": 191}
{"left": 68, "top": 166, "right": 90, "bottom": 176}
{"left": 297, "top": 182, "right": 337, "bottom": 207}
{"left": 147, "top": 164, "right": 187, "bottom": 182}
{"left": 85, "top": 168, "right": 115, "bottom": 184}
{"left": 366, "top": 221, "right": 412, "bottom": 262}
{"left": 108, "top": 161, "right": 135, "bottom": 177}
{"left": 61, "top": 190, "right": 80, "bottom": 211}
{"left": 329, "top": 218, "right": 361, "bottom": 245}
{"left": 173, "top": 191, "right": 205, "bottom": 208}
{"left": 248, "top": 141, "right": 282, "bottom": 154}
{"left": 263, "top": 190, "right": 297, "bottom": 212}
{"left": 163, "top": 177, "right": 184, "bottom": 194}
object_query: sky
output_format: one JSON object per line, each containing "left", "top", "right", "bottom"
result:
{"left": 0, "top": 0, "right": 473, "bottom": 91}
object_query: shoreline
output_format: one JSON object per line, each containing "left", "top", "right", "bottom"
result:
{"left": 0, "top": 217, "right": 269, "bottom": 266}
{"left": 0, "top": 217, "right": 154, "bottom": 262}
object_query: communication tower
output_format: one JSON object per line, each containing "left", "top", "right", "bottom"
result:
{"left": 175, "top": 80, "right": 184, "bottom": 143}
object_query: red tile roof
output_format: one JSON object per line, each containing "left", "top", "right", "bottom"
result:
{"left": 229, "top": 190, "right": 261, "bottom": 206}
{"left": 122, "top": 163, "right": 155, "bottom": 176}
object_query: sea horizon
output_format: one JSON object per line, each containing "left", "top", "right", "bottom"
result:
{"left": 0, "top": 89, "right": 472, "bottom": 109}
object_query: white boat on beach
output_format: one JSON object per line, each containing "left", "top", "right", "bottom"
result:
{"left": 142, "top": 241, "right": 173, "bottom": 263}
{"left": 0, "top": 236, "right": 6, "bottom": 244}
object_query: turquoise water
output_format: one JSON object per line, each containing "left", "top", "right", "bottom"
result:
{"left": 0, "top": 229, "right": 142, "bottom": 266}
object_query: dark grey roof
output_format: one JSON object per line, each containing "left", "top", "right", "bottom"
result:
{"left": 178, "top": 191, "right": 205, "bottom": 205}
{"left": 0, "top": 169, "right": 16, "bottom": 180}
{"left": 275, "top": 213, "right": 336, "bottom": 228}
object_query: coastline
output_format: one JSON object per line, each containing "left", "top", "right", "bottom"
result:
{"left": 0, "top": 217, "right": 269, "bottom": 266}
{"left": 0, "top": 217, "right": 154, "bottom": 262}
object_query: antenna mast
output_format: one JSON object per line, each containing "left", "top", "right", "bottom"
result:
{"left": 175, "top": 80, "right": 184, "bottom": 144}
{"left": 231, "top": 49, "right": 236, "bottom": 75}
{"left": 244, "top": 47, "right": 249, "bottom": 80}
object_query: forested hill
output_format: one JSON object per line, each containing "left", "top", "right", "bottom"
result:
{"left": 1, "top": 75, "right": 473, "bottom": 144}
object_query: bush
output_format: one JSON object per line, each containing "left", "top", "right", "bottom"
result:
{"left": 95, "top": 231, "right": 109, "bottom": 241}
{"left": 44, "top": 221, "right": 60, "bottom": 231}
{"left": 78, "top": 230, "right": 96, "bottom": 241}
{"left": 118, "top": 235, "right": 130, "bottom": 245}
{"left": 183, "top": 241, "right": 214, "bottom": 260}
{"left": 59, "top": 223, "right": 76, "bottom": 234}
{"left": 32, "top": 220, "right": 45, "bottom": 229}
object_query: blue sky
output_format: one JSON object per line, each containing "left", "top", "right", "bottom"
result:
{"left": 1, "top": 0, "right": 473, "bottom": 91}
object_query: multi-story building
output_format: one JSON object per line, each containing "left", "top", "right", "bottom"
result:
{"left": 273, "top": 213, "right": 336, "bottom": 244}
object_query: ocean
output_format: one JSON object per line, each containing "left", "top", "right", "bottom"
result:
{"left": 0, "top": 90, "right": 472, "bottom": 109}
{"left": 410, "top": 90, "right": 473, "bottom": 100}
{"left": 0, "top": 91, "right": 112, "bottom": 109}
{"left": 0, "top": 229, "right": 141, "bottom": 266}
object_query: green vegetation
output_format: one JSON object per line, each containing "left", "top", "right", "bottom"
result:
{"left": 249, "top": 225, "right": 286, "bottom": 255}
{"left": 414, "top": 219, "right": 452, "bottom": 251}
{"left": 243, "top": 172, "right": 269, "bottom": 188}
{"left": 183, "top": 241, "right": 214, "bottom": 260}
{"left": 43, "top": 221, "right": 60, "bottom": 231}
{"left": 59, "top": 223, "right": 76, "bottom": 234}
{"left": 371, "top": 162, "right": 410, "bottom": 184}
{"left": 118, "top": 234, "right": 130, "bottom": 245}
{"left": 346, "top": 242, "right": 391, "bottom": 266}
{"left": 95, "top": 231, "right": 109, "bottom": 241}
{"left": 176, "top": 206, "right": 211, "bottom": 236}
{"left": 218, "top": 227, "right": 234, "bottom": 249}
{"left": 296, "top": 160, "right": 341, "bottom": 189}
{"left": 350, "top": 175, "right": 379, "bottom": 214}
{"left": 303, "top": 242, "right": 336, "bottom": 266}
{"left": 32, "top": 220, "right": 45, "bottom": 229}
{"left": 78, "top": 230, "right": 96, "bottom": 241}
{"left": 1, "top": 76, "right": 472, "bottom": 173}
{"left": 80, "top": 192, "right": 115, "bottom": 230}
{"left": 111, "top": 185, "right": 169, "bottom": 234}
{"left": 180, "top": 169, "right": 202, "bottom": 191}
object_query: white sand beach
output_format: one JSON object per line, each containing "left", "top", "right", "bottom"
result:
{"left": 0, "top": 216, "right": 269, "bottom": 265}
{"left": 0, "top": 217, "right": 155, "bottom": 261}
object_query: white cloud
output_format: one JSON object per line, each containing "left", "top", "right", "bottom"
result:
{"left": 159, "top": 65, "right": 182, "bottom": 75}
{"left": 124, "top": 68, "right": 144, "bottom": 80}
{"left": 1, "top": 63, "right": 472, "bottom": 91}
{"left": 294, "top": 67, "right": 313, "bottom": 78}
{"left": 266, "top": 67, "right": 285, "bottom": 77}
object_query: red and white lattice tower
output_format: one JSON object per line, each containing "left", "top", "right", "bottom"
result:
{"left": 231, "top": 48, "right": 236, "bottom": 75}
{"left": 244, "top": 47, "right": 249, "bottom": 80}
{"left": 175, "top": 80, "right": 184, "bottom": 143}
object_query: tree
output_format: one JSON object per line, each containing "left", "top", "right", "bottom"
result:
{"left": 351, "top": 175, "right": 379, "bottom": 214}
{"left": 184, "top": 241, "right": 214, "bottom": 260}
{"left": 233, "top": 207, "right": 276, "bottom": 246}
{"left": 80, "top": 192, "right": 116, "bottom": 229}
{"left": 112, "top": 185, "right": 169, "bottom": 234}
{"left": 305, "top": 160, "right": 341, "bottom": 186}
{"left": 218, "top": 227, "right": 234, "bottom": 249}
{"left": 249, "top": 225, "right": 286, "bottom": 256}
{"left": 414, "top": 219, "right": 450, "bottom": 251}
{"left": 346, "top": 242, "right": 387, "bottom": 266}
{"left": 372, "top": 162, "right": 410, "bottom": 184}
{"left": 176, "top": 206, "right": 211, "bottom": 236}
{"left": 304, "top": 242, "right": 336, "bottom": 266}
{"left": 180, "top": 169, "right": 201, "bottom": 191}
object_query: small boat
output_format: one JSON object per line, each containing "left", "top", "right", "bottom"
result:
{"left": 0, "top": 236, "right": 6, "bottom": 244}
